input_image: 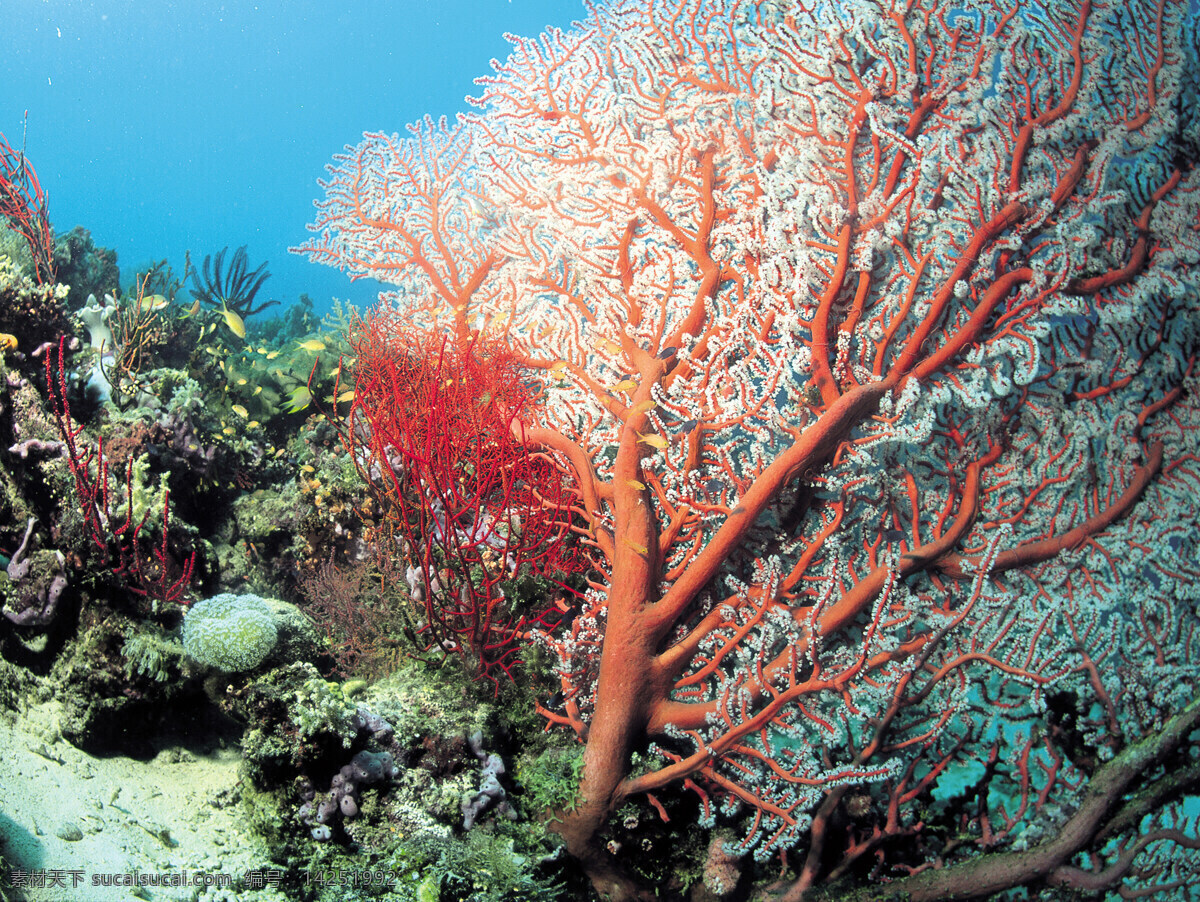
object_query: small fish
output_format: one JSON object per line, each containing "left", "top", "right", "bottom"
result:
{"left": 548, "top": 361, "right": 568, "bottom": 373}
{"left": 657, "top": 346, "right": 678, "bottom": 359}
{"left": 284, "top": 386, "right": 313, "bottom": 413}
{"left": 612, "top": 378, "right": 638, "bottom": 394}
{"left": 182, "top": 298, "right": 201, "bottom": 318}
{"left": 296, "top": 339, "right": 326, "bottom": 352}
{"left": 253, "top": 386, "right": 263, "bottom": 395}
{"left": 300, "top": 465, "right": 316, "bottom": 474}
{"left": 257, "top": 346, "right": 268, "bottom": 354}
{"left": 247, "top": 420, "right": 260, "bottom": 429}
{"left": 625, "top": 478, "right": 646, "bottom": 491}
{"left": 336, "top": 389, "right": 356, "bottom": 403}
{"left": 220, "top": 302, "right": 246, "bottom": 339}
{"left": 680, "top": 419, "right": 699, "bottom": 433}
{"left": 236, "top": 378, "right": 248, "bottom": 386}
{"left": 265, "top": 350, "right": 281, "bottom": 360}
{"left": 630, "top": 399, "right": 656, "bottom": 415}
{"left": 637, "top": 432, "right": 668, "bottom": 450}
{"left": 231, "top": 404, "right": 250, "bottom": 418}
{"left": 622, "top": 537, "right": 649, "bottom": 555}
{"left": 593, "top": 337, "right": 620, "bottom": 354}
{"left": 222, "top": 426, "right": 235, "bottom": 436}
{"left": 142, "top": 293, "right": 169, "bottom": 311}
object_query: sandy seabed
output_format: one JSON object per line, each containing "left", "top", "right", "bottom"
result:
{"left": 0, "top": 701, "right": 287, "bottom": 902}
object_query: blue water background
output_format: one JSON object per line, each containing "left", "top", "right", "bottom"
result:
{"left": 1, "top": 0, "right": 585, "bottom": 316}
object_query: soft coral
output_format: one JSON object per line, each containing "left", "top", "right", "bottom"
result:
{"left": 343, "top": 308, "right": 588, "bottom": 687}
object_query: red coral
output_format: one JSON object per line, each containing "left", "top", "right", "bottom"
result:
{"left": 46, "top": 337, "right": 195, "bottom": 611}
{"left": 0, "top": 126, "right": 56, "bottom": 284}
{"left": 345, "top": 307, "right": 588, "bottom": 687}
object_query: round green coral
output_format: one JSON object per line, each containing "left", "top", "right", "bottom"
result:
{"left": 182, "top": 593, "right": 279, "bottom": 672}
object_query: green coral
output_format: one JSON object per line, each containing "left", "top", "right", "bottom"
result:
{"left": 0, "top": 253, "right": 71, "bottom": 349}
{"left": 217, "top": 479, "right": 306, "bottom": 591}
{"left": 361, "top": 656, "right": 498, "bottom": 748}
{"left": 0, "top": 224, "right": 33, "bottom": 272}
{"left": 120, "top": 626, "right": 184, "bottom": 682}
{"left": 513, "top": 746, "right": 585, "bottom": 819}
{"left": 114, "top": 454, "right": 170, "bottom": 527}
{"left": 381, "top": 828, "right": 565, "bottom": 902}
{"left": 236, "top": 663, "right": 346, "bottom": 787}
{"left": 291, "top": 668, "right": 360, "bottom": 746}
{"left": 108, "top": 368, "right": 206, "bottom": 419}
{"left": 182, "top": 593, "right": 279, "bottom": 672}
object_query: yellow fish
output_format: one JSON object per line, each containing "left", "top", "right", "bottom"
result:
{"left": 284, "top": 386, "right": 313, "bottom": 414}
{"left": 220, "top": 302, "right": 246, "bottom": 339}
{"left": 296, "top": 339, "right": 326, "bottom": 352}
{"left": 612, "top": 378, "right": 638, "bottom": 394}
{"left": 0, "top": 333, "right": 17, "bottom": 351}
{"left": 336, "top": 389, "right": 356, "bottom": 403}
{"left": 300, "top": 465, "right": 316, "bottom": 474}
{"left": 625, "top": 478, "right": 646, "bottom": 491}
{"left": 247, "top": 420, "right": 260, "bottom": 429}
{"left": 182, "top": 299, "right": 201, "bottom": 318}
{"left": 222, "top": 426, "right": 235, "bottom": 435}
{"left": 630, "top": 399, "right": 656, "bottom": 415}
{"left": 622, "top": 537, "right": 648, "bottom": 555}
{"left": 236, "top": 378, "right": 248, "bottom": 386}
{"left": 637, "top": 432, "right": 668, "bottom": 450}
{"left": 143, "top": 294, "right": 169, "bottom": 311}
{"left": 593, "top": 336, "right": 620, "bottom": 354}
{"left": 265, "top": 350, "right": 281, "bottom": 360}
{"left": 231, "top": 404, "right": 250, "bottom": 418}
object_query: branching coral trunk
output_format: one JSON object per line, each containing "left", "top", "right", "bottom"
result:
{"left": 299, "top": 0, "right": 1200, "bottom": 897}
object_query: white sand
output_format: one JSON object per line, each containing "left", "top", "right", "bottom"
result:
{"left": 0, "top": 699, "right": 288, "bottom": 902}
